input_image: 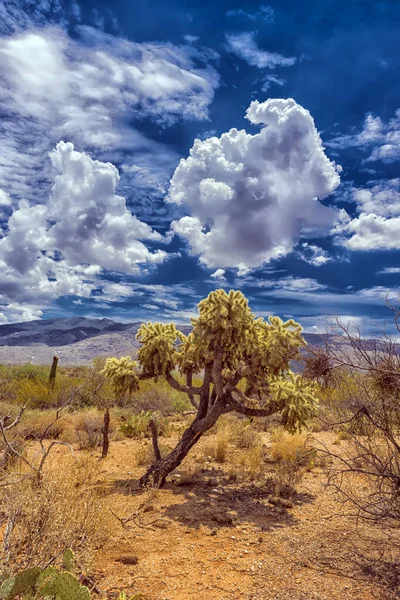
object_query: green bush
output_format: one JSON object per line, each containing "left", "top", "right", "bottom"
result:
{"left": 119, "top": 411, "right": 170, "bottom": 439}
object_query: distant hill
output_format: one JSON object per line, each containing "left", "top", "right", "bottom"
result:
{"left": 0, "top": 317, "right": 191, "bottom": 365}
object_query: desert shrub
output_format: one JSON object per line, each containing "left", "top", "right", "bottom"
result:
{"left": 16, "top": 379, "right": 52, "bottom": 410}
{"left": 269, "top": 429, "right": 309, "bottom": 463}
{"left": 134, "top": 387, "right": 174, "bottom": 414}
{"left": 0, "top": 363, "right": 49, "bottom": 382}
{"left": 232, "top": 419, "right": 260, "bottom": 449}
{"left": 203, "top": 430, "right": 229, "bottom": 463}
{"left": 239, "top": 445, "right": 265, "bottom": 480}
{"left": 0, "top": 435, "right": 27, "bottom": 471}
{"left": 73, "top": 409, "right": 110, "bottom": 449}
{"left": 310, "top": 314, "right": 400, "bottom": 527}
{"left": 119, "top": 411, "right": 170, "bottom": 439}
{"left": 0, "top": 455, "right": 111, "bottom": 571}
{"left": 135, "top": 376, "right": 193, "bottom": 414}
{"left": 269, "top": 429, "right": 313, "bottom": 496}
{"left": 134, "top": 440, "right": 170, "bottom": 466}
{"left": 17, "top": 410, "right": 71, "bottom": 440}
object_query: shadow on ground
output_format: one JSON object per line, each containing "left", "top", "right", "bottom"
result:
{"left": 114, "top": 466, "right": 317, "bottom": 532}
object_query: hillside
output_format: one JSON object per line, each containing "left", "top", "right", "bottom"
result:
{"left": 0, "top": 317, "right": 334, "bottom": 365}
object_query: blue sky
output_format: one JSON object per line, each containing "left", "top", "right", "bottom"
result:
{"left": 0, "top": 0, "right": 400, "bottom": 334}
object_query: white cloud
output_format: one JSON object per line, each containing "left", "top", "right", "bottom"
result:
{"left": 0, "top": 0, "right": 78, "bottom": 35}
{"left": 0, "top": 190, "right": 11, "bottom": 206}
{"left": 270, "top": 277, "right": 327, "bottom": 292}
{"left": 183, "top": 35, "right": 199, "bottom": 43}
{"left": 210, "top": 268, "right": 226, "bottom": 279}
{"left": 225, "top": 32, "right": 295, "bottom": 69}
{"left": 338, "top": 213, "right": 400, "bottom": 251}
{"left": 334, "top": 179, "right": 400, "bottom": 250}
{"left": 328, "top": 110, "right": 400, "bottom": 163}
{"left": 353, "top": 179, "right": 400, "bottom": 217}
{"left": 48, "top": 142, "right": 166, "bottom": 272}
{"left": 0, "top": 26, "right": 219, "bottom": 201}
{"left": 378, "top": 267, "right": 400, "bottom": 275}
{"left": 0, "top": 303, "right": 43, "bottom": 324}
{"left": 0, "top": 143, "right": 168, "bottom": 307}
{"left": 169, "top": 98, "right": 341, "bottom": 272}
{"left": 298, "top": 243, "right": 331, "bottom": 267}
{"left": 261, "top": 74, "right": 285, "bottom": 92}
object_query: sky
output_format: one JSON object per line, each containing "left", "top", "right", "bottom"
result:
{"left": 0, "top": 0, "right": 400, "bottom": 334}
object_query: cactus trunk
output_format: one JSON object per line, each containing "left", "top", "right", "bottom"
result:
{"left": 140, "top": 401, "right": 224, "bottom": 488}
{"left": 101, "top": 408, "right": 110, "bottom": 459}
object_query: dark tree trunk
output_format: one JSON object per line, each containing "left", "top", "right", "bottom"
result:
{"left": 140, "top": 401, "right": 225, "bottom": 488}
{"left": 101, "top": 408, "right": 110, "bottom": 459}
{"left": 149, "top": 419, "right": 161, "bottom": 461}
{"left": 49, "top": 356, "right": 59, "bottom": 389}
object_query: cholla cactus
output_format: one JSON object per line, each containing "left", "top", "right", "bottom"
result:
{"left": 110, "top": 289, "right": 318, "bottom": 487}
{"left": 136, "top": 322, "right": 185, "bottom": 376}
{"left": 101, "top": 356, "right": 139, "bottom": 399}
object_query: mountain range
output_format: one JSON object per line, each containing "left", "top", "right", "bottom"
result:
{"left": 0, "top": 317, "right": 332, "bottom": 366}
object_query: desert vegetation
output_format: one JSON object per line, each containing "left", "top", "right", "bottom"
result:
{"left": 0, "top": 290, "right": 399, "bottom": 599}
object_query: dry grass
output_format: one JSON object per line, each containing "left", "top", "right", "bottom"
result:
{"left": 269, "top": 428, "right": 315, "bottom": 497}
{"left": 0, "top": 453, "right": 111, "bottom": 572}
{"left": 17, "top": 410, "right": 72, "bottom": 440}
{"left": 269, "top": 429, "right": 308, "bottom": 463}
{"left": 234, "top": 445, "right": 264, "bottom": 481}
{"left": 203, "top": 429, "right": 229, "bottom": 463}
{"left": 73, "top": 409, "right": 106, "bottom": 449}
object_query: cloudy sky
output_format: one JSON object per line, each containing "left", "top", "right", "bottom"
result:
{"left": 0, "top": 0, "right": 400, "bottom": 333}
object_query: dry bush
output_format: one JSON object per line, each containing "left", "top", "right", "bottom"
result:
{"left": 73, "top": 409, "right": 109, "bottom": 449}
{"left": 203, "top": 430, "right": 229, "bottom": 463}
{"left": 134, "top": 440, "right": 171, "bottom": 466}
{"left": 269, "top": 428, "right": 308, "bottom": 462}
{"left": 235, "top": 445, "right": 264, "bottom": 481}
{"left": 17, "top": 410, "right": 72, "bottom": 440}
{"left": 119, "top": 411, "right": 170, "bottom": 439}
{"left": 134, "top": 387, "right": 174, "bottom": 415}
{"left": 135, "top": 442, "right": 151, "bottom": 466}
{"left": 312, "top": 314, "right": 400, "bottom": 528}
{"left": 233, "top": 420, "right": 260, "bottom": 449}
{"left": 0, "top": 434, "right": 26, "bottom": 471}
{"left": 0, "top": 454, "right": 111, "bottom": 572}
{"left": 136, "top": 376, "right": 193, "bottom": 414}
{"left": 269, "top": 429, "right": 314, "bottom": 497}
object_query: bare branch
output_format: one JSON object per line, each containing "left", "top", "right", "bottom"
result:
{"left": 165, "top": 371, "right": 202, "bottom": 396}
{"left": 229, "top": 388, "right": 277, "bottom": 417}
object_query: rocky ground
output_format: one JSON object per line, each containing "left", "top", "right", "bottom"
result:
{"left": 83, "top": 434, "right": 400, "bottom": 600}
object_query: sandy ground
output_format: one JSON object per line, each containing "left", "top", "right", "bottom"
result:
{"left": 73, "top": 434, "right": 400, "bottom": 600}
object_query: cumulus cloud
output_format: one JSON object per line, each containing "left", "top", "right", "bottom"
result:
{"left": 337, "top": 213, "right": 400, "bottom": 251}
{"left": 225, "top": 32, "right": 295, "bottom": 69}
{"left": 0, "top": 303, "right": 43, "bottom": 324}
{"left": 0, "top": 142, "right": 168, "bottom": 307}
{"left": 353, "top": 179, "right": 400, "bottom": 217}
{"left": 210, "top": 268, "right": 226, "bottom": 279}
{"left": 169, "top": 98, "right": 341, "bottom": 272}
{"left": 0, "top": 190, "right": 11, "bottom": 206}
{"left": 328, "top": 110, "right": 400, "bottom": 163}
{"left": 0, "top": 26, "right": 219, "bottom": 201}
{"left": 334, "top": 179, "right": 400, "bottom": 250}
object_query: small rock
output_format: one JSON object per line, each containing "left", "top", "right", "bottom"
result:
{"left": 207, "top": 477, "right": 218, "bottom": 486}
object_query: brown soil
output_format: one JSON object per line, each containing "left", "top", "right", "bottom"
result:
{"left": 77, "top": 432, "right": 400, "bottom": 600}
